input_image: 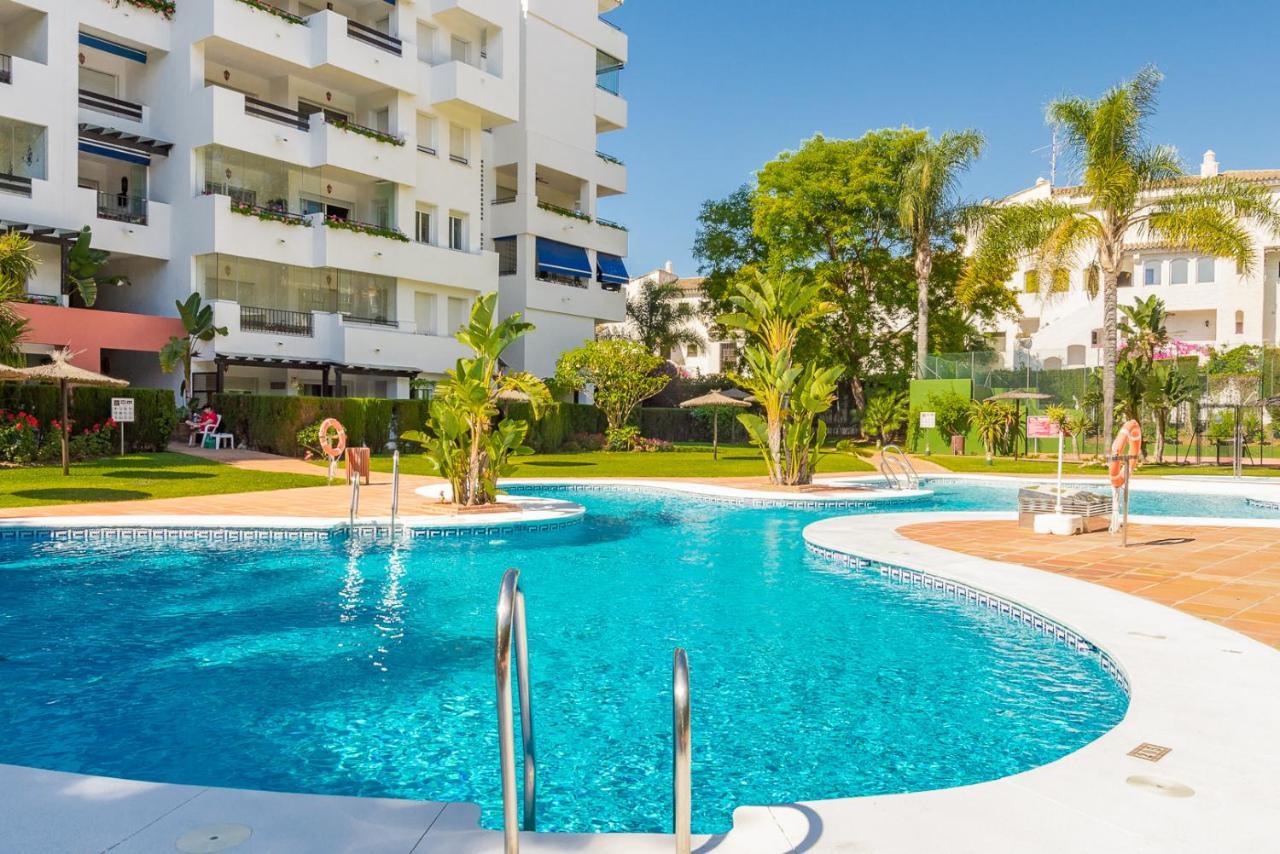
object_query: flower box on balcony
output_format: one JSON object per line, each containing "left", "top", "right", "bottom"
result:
{"left": 331, "top": 118, "right": 406, "bottom": 147}
{"left": 109, "top": 0, "right": 176, "bottom": 20}
{"left": 538, "top": 201, "right": 592, "bottom": 222}
{"left": 324, "top": 216, "right": 410, "bottom": 242}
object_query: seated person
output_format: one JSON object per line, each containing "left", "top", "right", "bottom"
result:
{"left": 187, "top": 405, "right": 218, "bottom": 432}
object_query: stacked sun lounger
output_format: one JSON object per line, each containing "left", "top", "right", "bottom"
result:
{"left": 1017, "top": 485, "right": 1113, "bottom": 531}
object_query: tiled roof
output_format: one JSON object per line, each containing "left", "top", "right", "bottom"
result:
{"left": 1050, "top": 169, "right": 1280, "bottom": 198}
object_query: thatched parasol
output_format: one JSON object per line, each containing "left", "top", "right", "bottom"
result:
{"left": 21, "top": 349, "right": 128, "bottom": 475}
{"left": 0, "top": 363, "right": 28, "bottom": 381}
{"left": 986, "top": 389, "right": 1052, "bottom": 460}
{"left": 495, "top": 388, "right": 531, "bottom": 403}
{"left": 679, "top": 390, "right": 750, "bottom": 460}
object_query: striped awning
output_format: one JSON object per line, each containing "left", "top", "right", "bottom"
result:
{"left": 536, "top": 238, "right": 592, "bottom": 278}
{"left": 79, "top": 32, "right": 147, "bottom": 64}
{"left": 596, "top": 253, "right": 629, "bottom": 285}
{"left": 78, "top": 124, "right": 173, "bottom": 157}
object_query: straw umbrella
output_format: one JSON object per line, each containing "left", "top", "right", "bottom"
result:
{"left": 679, "top": 390, "right": 750, "bottom": 460}
{"left": 0, "top": 363, "right": 27, "bottom": 381}
{"left": 21, "top": 349, "right": 128, "bottom": 476}
{"left": 986, "top": 389, "right": 1051, "bottom": 459}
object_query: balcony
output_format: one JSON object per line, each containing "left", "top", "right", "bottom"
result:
{"left": 595, "top": 85, "right": 627, "bottom": 133}
{"left": 426, "top": 61, "right": 519, "bottom": 127}
{"left": 0, "top": 172, "right": 32, "bottom": 198}
{"left": 345, "top": 19, "right": 401, "bottom": 56}
{"left": 0, "top": 54, "right": 10, "bottom": 85}
{"left": 93, "top": 191, "right": 148, "bottom": 225}
{"left": 78, "top": 89, "right": 145, "bottom": 124}
{"left": 430, "top": 0, "right": 511, "bottom": 29}
{"left": 243, "top": 95, "right": 310, "bottom": 131}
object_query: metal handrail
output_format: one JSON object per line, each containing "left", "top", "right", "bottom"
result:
{"left": 349, "top": 468, "right": 360, "bottom": 526}
{"left": 673, "top": 648, "right": 691, "bottom": 854}
{"left": 389, "top": 450, "right": 400, "bottom": 535}
{"left": 244, "top": 95, "right": 310, "bottom": 131}
{"left": 0, "top": 53, "right": 11, "bottom": 85}
{"left": 78, "top": 88, "right": 144, "bottom": 122}
{"left": 347, "top": 19, "right": 402, "bottom": 56}
{"left": 496, "top": 569, "right": 536, "bottom": 853}
{"left": 879, "top": 445, "right": 918, "bottom": 490}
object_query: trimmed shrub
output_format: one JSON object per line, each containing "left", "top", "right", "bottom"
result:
{"left": 213, "top": 394, "right": 429, "bottom": 456}
{"left": 0, "top": 385, "right": 177, "bottom": 452}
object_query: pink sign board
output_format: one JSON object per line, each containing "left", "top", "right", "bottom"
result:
{"left": 1026, "top": 416, "right": 1060, "bottom": 439}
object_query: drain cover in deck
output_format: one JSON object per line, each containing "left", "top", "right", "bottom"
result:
{"left": 1127, "top": 743, "right": 1172, "bottom": 762}
{"left": 176, "top": 824, "right": 252, "bottom": 853}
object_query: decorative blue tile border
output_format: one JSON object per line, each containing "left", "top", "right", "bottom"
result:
{"left": 1245, "top": 497, "right": 1280, "bottom": 510}
{"left": 515, "top": 482, "right": 930, "bottom": 511}
{"left": 0, "top": 516, "right": 583, "bottom": 543}
{"left": 806, "top": 542, "right": 1131, "bottom": 696}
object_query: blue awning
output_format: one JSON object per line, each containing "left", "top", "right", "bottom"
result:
{"left": 79, "top": 33, "right": 148, "bottom": 64}
{"left": 536, "top": 238, "right": 591, "bottom": 278}
{"left": 596, "top": 253, "right": 629, "bottom": 285}
{"left": 79, "top": 141, "right": 150, "bottom": 166}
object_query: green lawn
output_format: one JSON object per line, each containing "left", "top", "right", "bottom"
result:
{"left": 0, "top": 452, "right": 328, "bottom": 508}
{"left": 359, "top": 443, "right": 876, "bottom": 479}
{"left": 924, "top": 454, "right": 1280, "bottom": 478}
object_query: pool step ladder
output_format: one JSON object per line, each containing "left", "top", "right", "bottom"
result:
{"left": 494, "top": 570, "right": 693, "bottom": 854}
{"left": 347, "top": 451, "right": 407, "bottom": 540}
{"left": 879, "top": 445, "right": 919, "bottom": 491}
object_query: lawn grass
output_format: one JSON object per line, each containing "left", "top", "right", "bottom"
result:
{"left": 924, "top": 453, "right": 1280, "bottom": 478}
{"left": 361, "top": 443, "right": 876, "bottom": 479}
{"left": 0, "top": 452, "right": 328, "bottom": 508}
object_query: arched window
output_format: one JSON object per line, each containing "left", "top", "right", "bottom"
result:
{"left": 1170, "top": 259, "right": 1189, "bottom": 285}
{"left": 1196, "top": 257, "right": 1215, "bottom": 283}
{"left": 1067, "top": 344, "right": 1087, "bottom": 366}
{"left": 1143, "top": 262, "right": 1162, "bottom": 286}
{"left": 1235, "top": 311, "right": 1245, "bottom": 335}
{"left": 1043, "top": 357, "right": 1063, "bottom": 371}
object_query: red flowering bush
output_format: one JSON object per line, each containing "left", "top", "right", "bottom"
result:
{"left": 0, "top": 410, "right": 42, "bottom": 463}
{"left": 0, "top": 410, "right": 120, "bottom": 463}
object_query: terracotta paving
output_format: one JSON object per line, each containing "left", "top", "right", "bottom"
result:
{"left": 901, "top": 520, "right": 1280, "bottom": 649}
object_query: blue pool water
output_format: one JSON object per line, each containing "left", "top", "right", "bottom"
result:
{"left": 0, "top": 478, "right": 1264, "bottom": 834}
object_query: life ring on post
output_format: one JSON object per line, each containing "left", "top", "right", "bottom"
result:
{"left": 1108, "top": 419, "right": 1142, "bottom": 488}
{"left": 318, "top": 418, "right": 348, "bottom": 461}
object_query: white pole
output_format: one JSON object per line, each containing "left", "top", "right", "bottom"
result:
{"left": 120, "top": 422, "right": 126, "bottom": 456}
{"left": 1055, "top": 429, "right": 1064, "bottom": 514}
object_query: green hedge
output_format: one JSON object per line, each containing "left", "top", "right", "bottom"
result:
{"left": 213, "top": 394, "right": 431, "bottom": 456}
{"left": 504, "top": 401, "right": 606, "bottom": 452}
{"left": 0, "top": 385, "right": 177, "bottom": 451}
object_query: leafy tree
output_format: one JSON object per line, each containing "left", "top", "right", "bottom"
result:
{"left": 623, "top": 278, "right": 703, "bottom": 357}
{"left": 926, "top": 390, "right": 971, "bottom": 440}
{"left": 64, "top": 227, "right": 128, "bottom": 307}
{"left": 862, "top": 391, "right": 909, "bottom": 447}
{"left": 555, "top": 338, "right": 669, "bottom": 446}
{"left": 1207, "top": 344, "right": 1261, "bottom": 375}
{"left": 898, "top": 129, "right": 985, "bottom": 376}
{"left": 1119, "top": 294, "right": 1169, "bottom": 368}
{"left": 1116, "top": 358, "right": 1149, "bottom": 424}
{"left": 691, "top": 184, "right": 768, "bottom": 307}
{"left": 160, "top": 293, "right": 229, "bottom": 401}
{"left": 963, "top": 66, "right": 1280, "bottom": 448}
{"left": 719, "top": 270, "right": 843, "bottom": 484}
{"left": 403, "top": 293, "right": 549, "bottom": 506}
{"left": 1147, "top": 364, "right": 1195, "bottom": 462}
{"left": 0, "top": 232, "right": 37, "bottom": 366}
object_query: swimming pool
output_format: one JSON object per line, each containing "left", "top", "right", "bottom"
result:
{"left": 1, "top": 478, "right": 1265, "bottom": 834}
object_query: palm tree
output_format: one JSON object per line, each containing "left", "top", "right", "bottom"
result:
{"left": 159, "top": 293, "right": 228, "bottom": 402}
{"left": 0, "top": 232, "right": 37, "bottom": 366}
{"left": 963, "top": 66, "right": 1280, "bottom": 447}
{"left": 1147, "top": 364, "right": 1195, "bottom": 463}
{"left": 1119, "top": 294, "right": 1169, "bottom": 368}
{"left": 624, "top": 278, "right": 704, "bottom": 359}
{"left": 899, "top": 129, "right": 985, "bottom": 377}
{"left": 862, "top": 391, "right": 908, "bottom": 447}
{"left": 969, "top": 399, "right": 1013, "bottom": 464}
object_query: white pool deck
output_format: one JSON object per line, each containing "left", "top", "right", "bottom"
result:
{"left": 1, "top": 476, "right": 1278, "bottom": 852}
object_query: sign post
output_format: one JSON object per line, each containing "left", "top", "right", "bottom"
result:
{"left": 1027, "top": 416, "right": 1064, "bottom": 511}
{"left": 111, "top": 397, "right": 135, "bottom": 456}
{"left": 919, "top": 411, "right": 936, "bottom": 456}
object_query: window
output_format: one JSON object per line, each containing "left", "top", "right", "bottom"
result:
{"left": 371, "top": 107, "right": 390, "bottom": 134}
{"left": 1118, "top": 271, "right": 1133, "bottom": 288}
{"left": 416, "top": 114, "right": 436, "bottom": 154}
{"left": 1196, "top": 257, "right": 1215, "bottom": 284}
{"left": 414, "top": 292, "right": 437, "bottom": 335}
{"left": 1023, "top": 270, "right": 1039, "bottom": 294}
{"left": 1235, "top": 310, "right": 1244, "bottom": 335}
{"left": 449, "top": 124, "right": 469, "bottom": 164}
{"left": 1170, "top": 258, "right": 1189, "bottom": 285}
{"left": 686, "top": 344, "right": 700, "bottom": 358}
{"left": 447, "top": 296, "right": 468, "bottom": 332}
{"left": 415, "top": 207, "right": 433, "bottom": 244}
{"left": 78, "top": 68, "right": 118, "bottom": 98}
{"left": 1144, "top": 263, "right": 1161, "bottom": 286}
{"left": 495, "top": 236, "right": 517, "bottom": 275}
{"left": 718, "top": 342, "right": 737, "bottom": 367}
{"left": 417, "top": 23, "right": 435, "bottom": 64}
{"left": 449, "top": 214, "right": 465, "bottom": 250}
{"left": 298, "top": 99, "right": 350, "bottom": 126}
{"left": 451, "top": 36, "right": 471, "bottom": 64}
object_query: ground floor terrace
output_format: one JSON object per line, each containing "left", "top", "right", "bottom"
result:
{"left": 0, "top": 451, "right": 1275, "bottom": 852}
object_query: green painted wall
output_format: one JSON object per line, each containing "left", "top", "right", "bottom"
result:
{"left": 908, "top": 378, "right": 984, "bottom": 455}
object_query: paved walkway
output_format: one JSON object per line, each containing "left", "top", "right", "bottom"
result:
{"left": 901, "top": 520, "right": 1280, "bottom": 648}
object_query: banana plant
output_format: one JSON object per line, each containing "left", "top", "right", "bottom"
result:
{"left": 64, "top": 227, "right": 128, "bottom": 307}
{"left": 159, "top": 293, "right": 228, "bottom": 401}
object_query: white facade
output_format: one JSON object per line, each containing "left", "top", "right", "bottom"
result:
{"left": 486, "top": 0, "right": 629, "bottom": 379}
{"left": 982, "top": 153, "right": 1280, "bottom": 371}
{"left": 0, "top": 0, "right": 626, "bottom": 399}
{"left": 609, "top": 262, "right": 736, "bottom": 377}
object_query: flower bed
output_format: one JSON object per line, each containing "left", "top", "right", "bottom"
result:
{"left": 0, "top": 410, "right": 120, "bottom": 464}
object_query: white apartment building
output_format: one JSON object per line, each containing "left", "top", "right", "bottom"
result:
{"left": 615, "top": 262, "right": 736, "bottom": 377}
{"left": 486, "top": 0, "right": 629, "bottom": 379}
{"left": 0, "top": 0, "right": 631, "bottom": 399}
{"left": 984, "top": 152, "right": 1280, "bottom": 371}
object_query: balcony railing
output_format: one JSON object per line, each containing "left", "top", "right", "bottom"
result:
{"left": 491, "top": 196, "right": 518, "bottom": 205}
{"left": 78, "top": 89, "right": 144, "bottom": 123}
{"left": 21, "top": 292, "right": 61, "bottom": 306}
{"left": 95, "top": 191, "right": 148, "bottom": 225}
{"left": 244, "top": 96, "right": 310, "bottom": 131}
{"left": 342, "top": 314, "right": 398, "bottom": 329}
{"left": 240, "top": 305, "right": 314, "bottom": 337}
{"left": 596, "top": 150, "right": 624, "bottom": 166}
{"left": 347, "top": 20, "right": 402, "bottom": 56}
{"left": 417, "top": 144, "right": 437, "bottom": 156}
{"left": 597, "top": 217, "right": 628, "bottom": 232}
{"left": 538, "top": 201, "right": 591, "bottom": 222}
{"left": 0, "top": 173, "right": 34, "bottom": 198}
{"left": 598, "top": 16, "right": 623, "bottom": 31}
{"left": 450, "top": 153, "right": 469, "bottom": 165}
{"left": 0, "top": 54, "right": 11, "bottom": 85}
{"left": 235, "top": 0, "right": 306, "bottom": 25}
{"left": 329, "top": 117, "right": 405, "bottom": 146}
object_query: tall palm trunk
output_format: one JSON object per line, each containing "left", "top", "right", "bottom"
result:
{"left": 1100, "top": 264, "right": 1119, "bottom": 449}
{"left": 914, "top": 246, "right": 932, "bottom": 378}
{"left": 1154, "top": 412, "right": 1167, "bottom": 463}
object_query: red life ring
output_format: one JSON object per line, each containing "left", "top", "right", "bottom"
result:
{"left": 1108, "top": 420, "right": 1142, "bottom": 488}
{"left": 318, "top": 418, "right": 347, "bottom": 460}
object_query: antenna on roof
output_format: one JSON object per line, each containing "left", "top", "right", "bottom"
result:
{"left": 1031, "top": 125, "right": 1062, "bottom": 186}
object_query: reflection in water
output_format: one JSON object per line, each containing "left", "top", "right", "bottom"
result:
{"left": 338, "top": 539, "right": 366, "bottom": 624}
{"left": 371, "top": 546, "right": 407, "bottom": 672}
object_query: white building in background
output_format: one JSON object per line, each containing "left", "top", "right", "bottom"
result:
{"left": 487, "top": 0, "right": 629, "bottom": 379}
{"left": 982, "top": 152, "right": 1280, "bottom": 371}
{"left": 615, "top": 262, "right": 736, "bottom": 377}
{"left": 0, "top": 0, "right": 632, "bottom": 399}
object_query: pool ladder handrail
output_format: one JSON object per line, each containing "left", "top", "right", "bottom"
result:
{"left": 673, "top": 648, "right": 691, "bottom": 854}
{"left": 389, "top": 450, "right": 401, "bottom": 538}
{"left": 348, "top": 468, "right": 361, "bottom": 526}
{"left": 496, "top": 569, "right": 536, "bottom": 853}
{"left": 879, "top": 445, "right": 919, "bottom": 491}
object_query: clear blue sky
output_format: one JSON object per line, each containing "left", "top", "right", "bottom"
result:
{"left": 599, "top": 0, "right": 1280, "bottom": 279}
